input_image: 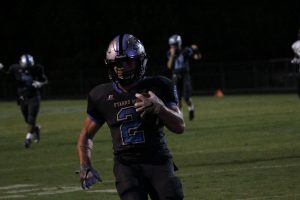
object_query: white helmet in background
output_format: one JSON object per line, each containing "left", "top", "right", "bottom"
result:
{"left": 19, "top": 54, "right": 35, "bottom": 68}
{"left": 168, "top": 34, "right": 182, "bottom": 49}
{"left": 292, "top": 40, "right": 300, "bottom": 57}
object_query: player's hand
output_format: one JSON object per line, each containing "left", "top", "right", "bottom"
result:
{"left": 191, "top": 44, "right": 202, "bottom": 60}
{"left": 135, "top": 91, "right": 165, "bottom": 117}
{"left": 0, "top": 63, "right": 4, "bottom": 70}
{"left": 32, "top": 81, "right": 42, "bottom": 88}
{"left": 80, "top": 165, "right": 102, "bottom": 189}
{"left": 190, "top": 44, "right": 199, "bottom": 50}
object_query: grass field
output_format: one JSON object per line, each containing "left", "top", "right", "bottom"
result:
{"left": 0, "top": 94, "right": 300, "bottom": 199}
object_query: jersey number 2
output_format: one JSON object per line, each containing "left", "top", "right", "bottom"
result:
{"left": 117, "top": 106, "right": 145, "bottom": 145}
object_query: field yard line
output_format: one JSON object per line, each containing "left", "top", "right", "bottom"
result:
{"left": 30, "top": 187, "right": 116, "bottom": 195}
{"left": 31, "top": 186, "right": 82, "bottom": 196}
{"left": 0, "top": 195, "right": 25, "bottom": 199}
{"left": 0, "top": 184, "right": 38, "bottom": 190}
{"left": 6, "top": 188, "right": 41, "bottom": 194}
{"left": 238, "top": 193, "right": 300, "bottom": 200}
{"left": 0, "top": 184, "right": 116, "bottom": 198}
{"left": 180, "top": 163, "right": 300, "bottom": 177}
{"left": 86, "top": 189, "right": 117, "bottom": 193}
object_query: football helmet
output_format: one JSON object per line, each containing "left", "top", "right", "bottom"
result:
{"left": 292, "top": 40, "right": 300, "bottom": 57}
{"left": 105, "top": 34, "right": 148, "bottom": 86}
{"left": 168, "top": 34, "right": 182, "bottom": 49}
{"left": 19, "top": 54, "right": 35, "bottom": 68}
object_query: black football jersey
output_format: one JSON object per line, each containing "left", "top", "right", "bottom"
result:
{"left": 8, "top": 64, "right": 47, "bottom": 98}
{"left": 87, "top": 75, "right": 179, "bottom": 163}
{"left": 167, "top": 47, "right": 193, "bottom": 74}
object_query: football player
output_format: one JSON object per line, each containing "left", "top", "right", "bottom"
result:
{"left": 77, "top": 34, "right": 185, "bottom": 200}
{"left": 167, "top": 34, "right": 202, "bottom": 121}
{"left": 0, "top": 54, "right": 48, "bottom": 148}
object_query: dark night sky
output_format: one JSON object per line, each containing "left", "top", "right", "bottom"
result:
{"left": 0, "top": 1, "right": 299, "bottom": 72}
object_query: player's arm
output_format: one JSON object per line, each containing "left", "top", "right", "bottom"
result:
{"left": 135, "top": 91, "right": 185, "bottom": 134}
{"left": 157, "top": 102, "right": 185, "bottom": 134}
{"left": 40, "top": 73, "right": 48, "bottom": 85}
{"left": 77, "top": 117, "right": 101, "bottom": 166}
{"left": 32, "top": 65, "right": 48, "bottom": 88}
{"left": 32, "top": 76, "right": 48, "bottom": 88}
{"left": 167, "top": 47, "right": 176, "bottom": 70}
{"left": 77, "top": 117, "right": 104, "bottom": 189}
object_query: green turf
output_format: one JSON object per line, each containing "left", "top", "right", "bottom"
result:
{"left": 0, "top": 94, "right": 300, "bottom": 199}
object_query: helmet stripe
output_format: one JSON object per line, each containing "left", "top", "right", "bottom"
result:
{"left": 25, "top": 54, "right": 29, "bottom": 65}
{"left": 122, "top": 34, "right": 127, "bottom": 54}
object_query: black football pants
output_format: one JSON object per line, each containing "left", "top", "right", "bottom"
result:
{"left": 19, "top": 95, "right": 40, "bottom": 127}
{"left": 113, "top": 159, "right": 184, "bottom": 200}
{"left": 173, "top": 72, "right": 192, "bottom": 105}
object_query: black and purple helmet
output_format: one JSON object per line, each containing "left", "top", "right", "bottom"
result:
{"left": 105, "top": 34, "right": 148, "bottom": 85}
{"left": 168, "top": 34, "right": 182, "bottom": 48}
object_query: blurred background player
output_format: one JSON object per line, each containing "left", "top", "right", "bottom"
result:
{"left": 0, "top": 54, "right": 48, "bottom": 148}
{"left": 77, "top": 34, "right": 185, "bottom": 199}
{"left": 291, "top": 29, "right": 300, "bottom": 98}
{"left": 167, "top": 34, "right": 202, "bottom": 121}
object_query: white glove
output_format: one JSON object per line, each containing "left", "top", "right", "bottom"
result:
{"left": 0, "top": 63, "right": 4, "bottom": 70}
{"left": 135, "top": 91, "right": 165, "bottom": 117}
{"left": 190, "top": 44, "right": 199, "bottom": 50}
{"left": 32, "top": 81, "right": 43, "bottom": 88}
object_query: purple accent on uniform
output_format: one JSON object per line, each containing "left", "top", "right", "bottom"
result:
{"left": 87, "top": 114, "right": 100, "bottom": 125}
{"left": 112, "top": 82, "right": 123, "bottom": 94}
{"left": 21, "top": 74, "right": 33, "bottom": 81}
{"left": 187, "top": 47, "right": 193, "bottom": 57}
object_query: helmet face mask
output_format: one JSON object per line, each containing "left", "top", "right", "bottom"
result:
{"left": 107, "top": 57, "right": 140, "bottom": 83}
{"left": 19, "top": 54, "right": 35, "bottom": 68}
{"left": 105, "top": 34, "right": 147, "bottom": 86}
